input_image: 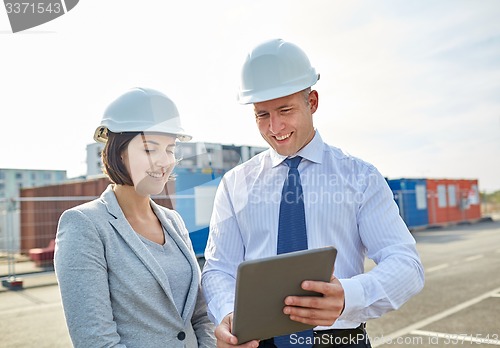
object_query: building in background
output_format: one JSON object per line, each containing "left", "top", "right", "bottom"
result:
{"left": 175, "top": 142, "right": 267, "bottom": 171}
{"left": 86, "top": 142, "right": 105, "bottom": 177}
{"left": 86, "top": 141, "right": 267, "bottom": 177}
{"left": 0, "top": 168, "right": 67, "bottom": 252}
{"left": 11, "top": 142, "right": 268, "bottom": 256}
{"left": 0, "top": 168, "right": 67, "bottom": 199}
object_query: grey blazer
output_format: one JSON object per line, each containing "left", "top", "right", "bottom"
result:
{"left": 54, "top": 185, "right": 215, "bottom": 348}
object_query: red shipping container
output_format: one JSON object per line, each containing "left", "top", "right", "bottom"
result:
{"left": 457, "top": 179, "right": 481, "bottom": 221}
{"left": 426, "top": 178, "right": 481, "bottom": 226}
{"left": 20, "top": 177, "right": 175, "bottom": 254}
{"left": 427, "top": 178, "right": 451, "bottom": 225}
{"left": 20, "top": 176, "right": 111, "bottom": 253}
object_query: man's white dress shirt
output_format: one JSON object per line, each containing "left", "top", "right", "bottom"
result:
{"left": 202, "top": 131, "right": 424, "bottom": 330}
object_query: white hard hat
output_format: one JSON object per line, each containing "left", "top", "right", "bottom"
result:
{"left": 94, "top": 87, "right": 192, "bottom": 143}
{"left": 237, "top": 39, "right": 320, "bottom": 104}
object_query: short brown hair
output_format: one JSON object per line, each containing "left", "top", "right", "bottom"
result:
{"left": 101, "top": 131, "right": 139, "bottom": 185}
{"left": 301, "top": 87, "right": 312, "bottom": 105}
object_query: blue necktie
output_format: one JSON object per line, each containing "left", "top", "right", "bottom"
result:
{"left": 274, "top": 156, "right": 313, "bottom": 348}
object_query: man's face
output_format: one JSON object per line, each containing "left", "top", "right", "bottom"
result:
{"left": 254, "top": 90, "right": 318, "bottom": 156}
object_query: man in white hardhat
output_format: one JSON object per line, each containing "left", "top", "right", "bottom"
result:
{"left": 202, "top": 39, "right": 424, "bottom": 348}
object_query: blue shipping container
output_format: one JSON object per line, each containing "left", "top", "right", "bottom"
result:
{"left": 387, "top": 178, "right": 429, "bottom": 229}
{"left": 173, "top": 167, "right": 226, "bottom": 255}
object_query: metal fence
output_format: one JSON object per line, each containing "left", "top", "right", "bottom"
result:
{"left": 1, "top": 196, "right": 97, "bottom": 287}
{"left": 0, "top": 198, "right": 21, "bottom": 282}
{"left": 0, "top": 192, "right": 202, "bottom": 288}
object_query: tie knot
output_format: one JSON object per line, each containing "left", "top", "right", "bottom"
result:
{"left": 285, "top": 156, "right": 302, "bottom": 169}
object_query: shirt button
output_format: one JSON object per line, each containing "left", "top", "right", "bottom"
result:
{"left": 177, "top": 331, "right": 186, "bottom": 341}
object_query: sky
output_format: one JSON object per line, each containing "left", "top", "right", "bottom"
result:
{"left": 1, "top": 0, "right": 499, "bottom": 192}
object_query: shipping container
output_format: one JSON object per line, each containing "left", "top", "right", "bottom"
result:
{"left": 426, "top": 178, "right": 481, "bottom": 226}
{"left": 172, "top": 167, "right": 226, "bottom": 256}
{"left": 427, "top": 178, "right": 455, "bottom": 225}
{"left": 20, "top": 176, "right": 174, "bottom": 254}
{"left": 457, "top": 179, "right": 481, "bottom": 221}
{"left": 387, "top": 178, "right": 429, "bottom": 229}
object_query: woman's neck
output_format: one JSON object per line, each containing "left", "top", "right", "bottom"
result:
{"left": 113, "top": 184, "right": 153, "bottom": 219}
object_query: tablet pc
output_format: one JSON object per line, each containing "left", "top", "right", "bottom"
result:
{"left": 232, "top": 246, "right": 337, "bottom": 344}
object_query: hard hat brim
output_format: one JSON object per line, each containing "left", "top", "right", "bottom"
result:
{"left": 238, "top": 73, "right": 320, "bottom": 104}
{"left": 93, "top": 126, "right": 192, "bottom": 143}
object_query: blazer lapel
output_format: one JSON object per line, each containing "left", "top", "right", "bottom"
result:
{"left": 100, "top": 186, "right": 179, "bottom": 317}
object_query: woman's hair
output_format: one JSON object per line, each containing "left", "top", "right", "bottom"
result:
{"left": 101, "top": 131, "right": 138, "bottom": 185}
{"left": 101, "top": 131, "right": 178, "bottom": 185}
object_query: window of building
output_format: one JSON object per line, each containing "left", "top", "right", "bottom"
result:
{"left": 222, "top": 146, "right": 242, "bottom": 169}
{"left": 176, "top": 143, "right": 195, "bottom": 167}
{"left": 250, "top": 147, "right": 266, "bottom": 157}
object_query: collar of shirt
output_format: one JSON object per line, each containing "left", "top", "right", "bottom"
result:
{"left": 269, "top": 129, "right": 324, "bottom": 168}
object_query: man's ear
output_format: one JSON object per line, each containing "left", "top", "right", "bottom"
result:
{"left": 309, "top": 90, "right": 319, "bottom": 114}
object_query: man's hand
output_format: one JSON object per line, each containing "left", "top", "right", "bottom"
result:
{"left": 282, "top": 276, "right": 345, "bottom": 327}
{"left": 215, "top": 313, "right": 260, "bottom": 348}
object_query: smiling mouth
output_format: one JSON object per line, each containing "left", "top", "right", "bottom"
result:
{"left": 147, "top": 171, "right": 164, "bottom": 179}
{"left": 275, "top": 133, "right": 292, "bottom": 141}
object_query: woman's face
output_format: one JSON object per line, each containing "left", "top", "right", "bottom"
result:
{"left": 121, "top": 133, "right": 176, "bottom": 196}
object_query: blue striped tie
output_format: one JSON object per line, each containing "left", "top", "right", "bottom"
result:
{"left": 274, "top": 156, "right": 313, "bottom": 348}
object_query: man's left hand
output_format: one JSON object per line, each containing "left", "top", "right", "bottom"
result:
{"left": 283, "top": 276, "right": 345, "bottom": 327}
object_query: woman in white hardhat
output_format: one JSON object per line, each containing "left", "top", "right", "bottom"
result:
{"left": 55, "top": 87, "right": 216, "bottom": 348}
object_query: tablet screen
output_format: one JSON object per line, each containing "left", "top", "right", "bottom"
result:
{"left": 232, "top": 246, "right": 337, "bottom": 343}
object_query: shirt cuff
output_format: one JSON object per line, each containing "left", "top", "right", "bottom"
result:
{"left": 210, "top": 301, "right": 235, "bottom": 325}
{"left": 338, "top": 277, "right": 365, "bottom": 321}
